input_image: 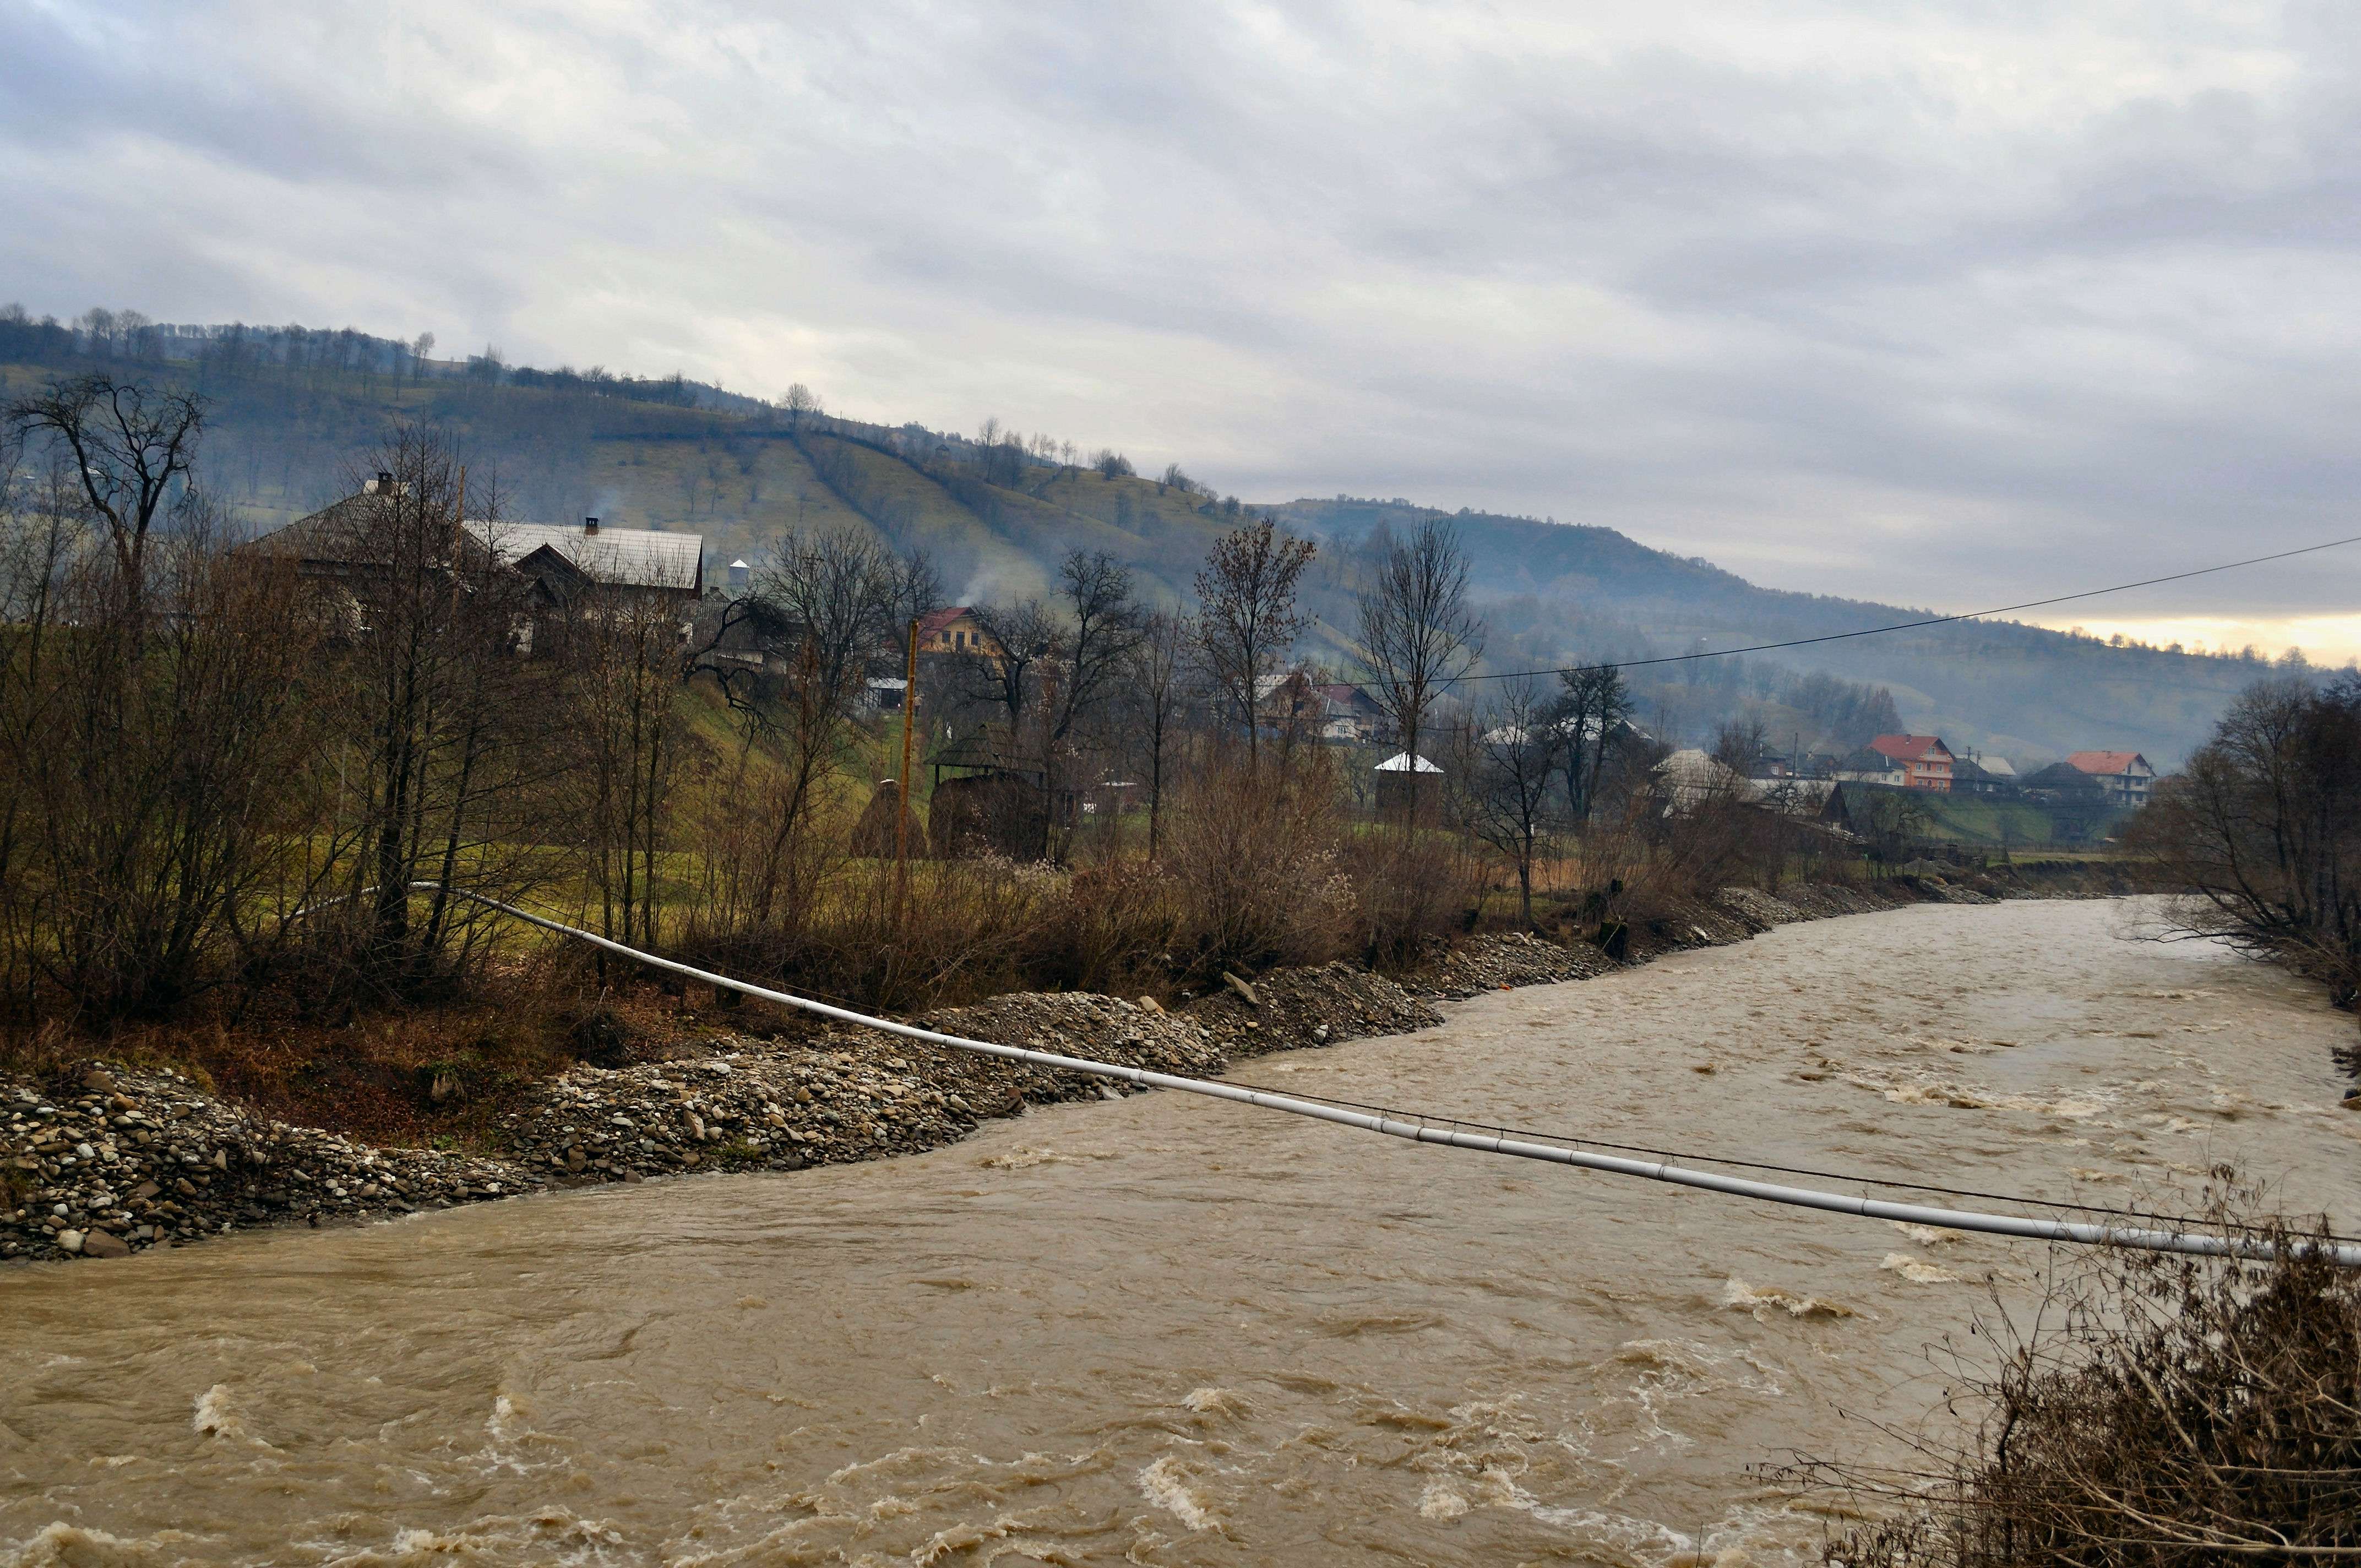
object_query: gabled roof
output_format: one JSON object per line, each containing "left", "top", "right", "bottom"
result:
{"left": 2021, "top": 761, "right": 2110, "bottom": 798}
{"left": 917, "top": 606, "right": 974, "bottom": 639}
{"left": 248, "top": 492, "right": 497, "bottom": 572}
{"left": 467, "top": 522, "right": 701, "bottom": 591}
{"left": 2066, "top": 751, "right": 2151, "bottom": 776}
{"left": 1868, "top": 734, "right": 1952, "bottom": 763}
{"left": 1374, "top": 752, "right": 1443, "bottom": 774}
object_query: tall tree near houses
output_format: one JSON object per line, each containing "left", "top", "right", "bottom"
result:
{"left": 1194, "top": 516, "right": 1315, "bottom": 779}
{"left": 312, "top": 428, "right": 546, "bottom": 993}
{"left": 1555, "top": 663, "right": 1635, "bottom": 823}
{"left": 706, "top": 527, "right": 937, "bottom": 927}
{"left": 1125, "top": 609, "right": 1195, "bottom": 862}
{"left": 964, "top": 597, "right": 1061, "bottom": 743}
{"left": 1356, "top": 517, "right": 1482, "bottom": 826}
{"left": 3, "top": 373, "right": 205, "bottom": 596}
{"left": 1463, "top": 680, "right": 1566, "bottom": 928}
{"left": 565, "top": 581, "right": 691, "bottom": 952}
{"left": 1046, "top": 549, "right": 1145, "bottom": 745}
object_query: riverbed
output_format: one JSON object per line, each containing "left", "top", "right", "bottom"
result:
{"left": 4, "top": 899, "right": 2356, "bottom": 1566}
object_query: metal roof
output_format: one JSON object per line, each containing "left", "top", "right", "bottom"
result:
{"left": 466, "top": 522, "right": 702, "bottom": 591}
{"left": 1867, "top": 733, "right": 1952, "bottom": 763}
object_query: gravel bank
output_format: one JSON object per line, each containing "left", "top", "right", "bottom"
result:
{"left": 0, "top": 874, "right": 2039, "bottom": 1265}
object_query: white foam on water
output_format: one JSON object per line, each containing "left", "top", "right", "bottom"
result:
{"left": 1417, "top": 1480, "right": 1470, "bottom": 1520}
{"left": 1720, "top": 1280, "right": 1858, "bottom": 1321}
{"left": 311, "top": 1509, "right": 626, "bottom": 1568}
{"left": 977, "top": 1147, "right": 1110, "bottom": 1169}
{"left": 1180, "top": 1386, "right": 1250, "bottom": 1418}
{"left": 1880, "top": 1253, "right": 1963, "bottom": 1284}
{"left": 1, "top": 1523, "right": 198, "bottom": 1568}
{"left": 1136, "top": 1455, "right": 1218, "bottom": 1532}
{"left": 1888, "top": 1222, "right": 1966, "bottom": 1246}
{"left": 190, "top": 1384, "right": 277, "bottom": 1451}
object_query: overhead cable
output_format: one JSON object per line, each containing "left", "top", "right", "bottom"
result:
{"left": 1381, "top": 529, "right": 2361, "bottom": 687}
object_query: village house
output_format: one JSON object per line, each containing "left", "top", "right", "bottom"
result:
{"left": 253, "top": 482, "right": 704, "bottom": 650}
{"left": 1313, "top": 683, "right": 1389, "bottom": 744}
{"left": 915, "top": 606, "right": 1004, "bottom": 661}
{"left": 1840, "top": 734, "right": 1955, "bottom": 791}
{"left": 2065, "top": 750, "right": 2155, "bottom": 808}
{"left": 466, "top": 517, "right": 704, "bottom": 609}
{"left": 1951, "top": 753, "right": 2019, "bottom": 796}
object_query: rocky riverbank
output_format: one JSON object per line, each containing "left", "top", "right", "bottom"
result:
{"left": 0, "top": 874, "right": 2043, "bottom": 1265}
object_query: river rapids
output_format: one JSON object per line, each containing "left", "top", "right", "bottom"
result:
{"left": 4, "top": 899, "right": 2357, "bottom": 1566}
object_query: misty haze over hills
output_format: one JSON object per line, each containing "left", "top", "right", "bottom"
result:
{"left": 0, "top": 309, "right": 2314, "bottom": 767}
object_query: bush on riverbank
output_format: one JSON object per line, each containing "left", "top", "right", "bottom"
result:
{"left": 1810, "top": 1195, "right": 2361, "bottom": 1565}
{"left": 2128, "top": 673, "right": 2361, "bottom": 1010}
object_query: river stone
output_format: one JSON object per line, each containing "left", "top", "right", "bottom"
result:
{"left": 55, "top": 1229, "right": 83, "bottom": 1254}
{"left": 80, "top": 1229, "right": 130, "bottom": 1259}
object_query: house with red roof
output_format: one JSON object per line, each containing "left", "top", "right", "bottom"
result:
{"left": 914, "top": 607, "right": 1004, "bottom": 662}
{"left": 1861, "top": 734, "right": 1955, "bottom": 792}
{"left": 2066, "top": 750, "right": 2155, "bottom": 808}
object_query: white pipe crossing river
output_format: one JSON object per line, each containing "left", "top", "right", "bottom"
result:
{"left": 408, "top": 884, "right": 2361, "bottom": 1267}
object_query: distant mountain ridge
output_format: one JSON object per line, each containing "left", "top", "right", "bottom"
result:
{"left": 0, "top": 308, "right": 2298, "bottom": 765}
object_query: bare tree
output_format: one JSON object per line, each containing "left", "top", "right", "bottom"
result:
{"left": 1356, "top": 517, "right": 1482, "bottom": 825}
{"left": 1194, "top": 516, "right": 1316, "bottom": 778}
{"left": 4, "top": 373, "right": 206, "bottom": 589}
{"left": 1462, "top": 681, "right": 1566, "bottom": 927}
{"left": 1125, "top": 609, "right": 1195, "bottom": 862}
{"left": 1047, "top": 549, "right": 1145, "bottom": 744}
{"left": 964, "top": 597, "right": 1060, "bottom": 743}
{"left": 306, "top": 430, "right": 549, "bottom": 994}
{"left": 720, "top": 529, "right": 938, "bottom": 925}
{"left": 1555, "top": 663, "right": 1635, "bottom": 823}
{"left": 756, "top": 528, "right": 938, "bottom": 713}
{"left": 781, "top": 382, "right": 820, "bottom": 429}
{"left": 564, "top": 584, "right": 692, "bottom": 951}
{"left": 0, "top": 417, "right": 320, "bottom": 1020}
{"left": 1711, "top": 715, "right": 1769, "bottom": 779}
{"left": 2130, "top": 674, "right": 2361, "bottom": 997}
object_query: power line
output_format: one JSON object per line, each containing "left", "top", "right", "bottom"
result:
{"left": 1385, "top": 529, "right": 2361, "bottom": 689}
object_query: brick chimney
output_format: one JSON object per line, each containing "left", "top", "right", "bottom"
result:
{"left": 584, "top": 516, "right": 599, "bottom": 535}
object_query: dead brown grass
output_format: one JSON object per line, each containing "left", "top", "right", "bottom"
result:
{"left": 1794, "top": 1186, "right": 2361, "bottom": 1566}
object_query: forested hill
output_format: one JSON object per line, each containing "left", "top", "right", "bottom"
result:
{"left": 1271, "top": 498, "right": 2284, "bottom": 767}
{"left": 0, "top": 315, "right": 2296, "bottom": 765}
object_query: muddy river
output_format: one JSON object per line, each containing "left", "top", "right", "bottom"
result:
{"left": 4, "top": 899, "right": 2357, "bottom": 1566}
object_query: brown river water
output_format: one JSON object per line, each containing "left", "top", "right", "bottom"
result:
{"left": 5, "top": 899, "right": 2358, "bottom": 1567}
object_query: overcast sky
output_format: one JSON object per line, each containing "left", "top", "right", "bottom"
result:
{"left": 7, "top": 1, "right": 2360, "bottom": 658}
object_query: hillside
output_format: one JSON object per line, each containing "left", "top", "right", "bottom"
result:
{"left": 0, "top": 325, "right": 2297, "bottom": 766}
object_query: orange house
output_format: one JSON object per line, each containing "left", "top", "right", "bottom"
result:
{"left": 914, "top": 606, "right": 1004, "bottom": 660}
{"left": 1867, "top": 734, "right": 1955, "bottom": 792}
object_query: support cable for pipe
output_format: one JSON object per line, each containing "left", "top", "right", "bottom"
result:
{"left": 386, "top": 884, "right": 2361, "bottom": 1267}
